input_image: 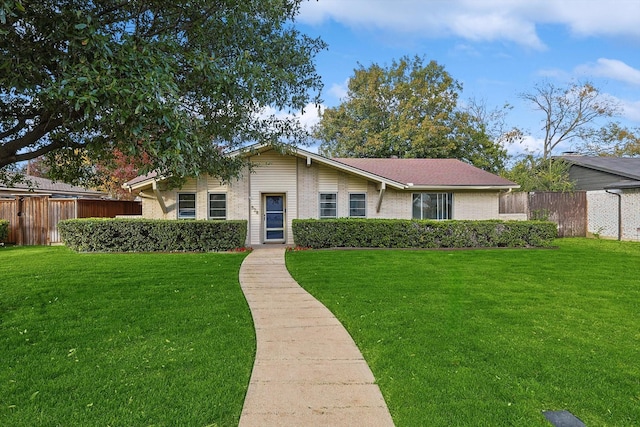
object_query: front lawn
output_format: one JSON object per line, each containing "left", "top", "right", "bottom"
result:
{"left": 0, "top": 246, "right": 254, "bottom": 426}
{"left": 286, "top": 239, "right": 640, "bottom": 426}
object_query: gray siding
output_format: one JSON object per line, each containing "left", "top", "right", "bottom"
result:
{"left": 569, "top": 165, "right": 632, "bottom": 191}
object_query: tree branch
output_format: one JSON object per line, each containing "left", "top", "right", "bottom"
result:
{"left": 0, "top": 138, "right": 69, "bottom": 168}
{"left": 0, "top": 114, "right": 65, "bottom": 165}
{"left": 0, "top": 117, "right": 28, "bottom": 140}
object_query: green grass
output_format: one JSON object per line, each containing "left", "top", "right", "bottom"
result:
{"left": 286, "top": 239, "right": 640, "bottom": 426}
{"left": 0, "top": 246, "right": 254, "bottom": 427}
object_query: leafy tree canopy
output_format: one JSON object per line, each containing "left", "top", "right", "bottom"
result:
{"left": 503, "top": 155, "right": 575, "bottom": 192}
{"left": 314, "top": 55, "right": 507, "bottom": 173}
{"left": 0, "top": 0, "right": 326, "bottom": 185}
{"left": 578, "top": 122, "right": 640, "bottom": 157}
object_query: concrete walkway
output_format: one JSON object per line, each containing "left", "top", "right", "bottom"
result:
{"left": 238, "top": 247, "right": 395, "bottom": 426}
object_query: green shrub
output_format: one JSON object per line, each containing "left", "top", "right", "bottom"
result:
{"left": 59, "top": 218, "right": 247, "bottom": 252}
{"left": 0, "top": 219, "right": 8, "bottom": 242}
{"left": 292, "top": 219, "right": 557, "bottom": 249}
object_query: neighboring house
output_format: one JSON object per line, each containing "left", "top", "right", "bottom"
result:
{"left": 558, "top": 155, "right": 640, "bottom": 241}
{"left": 559, "top": 155, "right": 640, "bottom": 191}
{"left": 124, "top": 144, "right": 520, "bottom": 246}
{"left": 0, "top": 175, "right": 106, "bottom": 198}
{"left": 0, "top": 176, "right": 141, "bottom": 245}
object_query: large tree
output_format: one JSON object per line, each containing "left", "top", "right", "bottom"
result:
{"left": 314, "top": 55, "right": 507, "bottom": 173}
{"left": 0, "top": 0, "right": 325, "bottom": 185}
{"left": 519, "top": 80, "right": 620, "bottom": 159}
{"left": 503, "top": 155, "right": 575, "bottom": 192}
{"left": 578, "top": 122, "right": 640, "bottom": 157}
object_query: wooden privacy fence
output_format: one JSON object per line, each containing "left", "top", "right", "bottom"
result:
{"left": 499, "top": 191, "right": 587, "bottom": 237}
{"left": 0, "top": 196, "right": 141, "bottom": 245}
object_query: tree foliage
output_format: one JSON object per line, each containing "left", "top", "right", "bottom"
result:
{"left": 519, "top": 80, "right": 620, "bottom": 159}
{"left": 578, "top": 122, "right": 640, "bottom": 157}
{"left": 503, "top": 155, "right": 575, "bottom": 192}
{"left": 314, "top": 55, "right": 507, "bottom": 173}
{"left": 0, "top": 0, "right": 325, "bottom": 185}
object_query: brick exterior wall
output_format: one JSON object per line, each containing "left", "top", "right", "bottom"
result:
{"left": 453, "top": 192, "right": 500, "bottom": 220}
{"left": 137, "top": 150, "right": 511, "bottom": 245}
{"left": 587, "top": 189, "right": 640, "bottom": 241}
{"left": 297, "top": 158, "right": 319, "bottom": 219}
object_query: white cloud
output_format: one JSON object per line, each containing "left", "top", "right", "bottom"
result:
{"left": 259, "top": 103, "right": 324, "bottom": 130}
{"left": 620, "top": 99, "right": 640, "bottom": 123}
{"left": 575, "top": 59, "right": 640, "bottom": 86}
{"left": 507, "top": 133, "right": 581, "bottom": 158}
{"left": 550, "top": 1, "right": 640, "bottom": 38}
{"left": 297, "top": 0, "right": 640, "bottom": 49}
{"left": 328, "top": 79, "right": 349, "bottom": 101}
{"left": 508, "top": 135, "right": 545, "bottom": 157}
{"left": 298, "top": 104, "right": 324, "bottom": 129}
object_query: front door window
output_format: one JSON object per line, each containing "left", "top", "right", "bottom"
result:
{"left": 264, "top": 195, "right": 285, "bottom": 241}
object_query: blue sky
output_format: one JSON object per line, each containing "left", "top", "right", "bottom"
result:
{"left": 286, "top": 0, "right": 640, "bottom": 157}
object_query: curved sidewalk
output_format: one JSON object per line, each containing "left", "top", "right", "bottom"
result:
{"left": 238, "top": 247, "right": 395, "bottom": 426}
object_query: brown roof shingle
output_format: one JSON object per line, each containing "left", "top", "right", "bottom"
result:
{"left": 333, "top": 158, "right": 517, "bottom": 187}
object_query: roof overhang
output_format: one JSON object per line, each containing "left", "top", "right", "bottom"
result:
{"left": 123, "top": 142, "right": 520, "bottom": 192}
{"left": 0, "top": 188, "right": 105, "bottom": 198}
{"left": 291, "top": 147, "right": 408, "bottom": 190}
{"left": 407, "top": 185, "right": 519, "bottom": 191}
{"left": 122, "top": 172, "right": 164, "bottom": 192}
{"left": 604, "top": 180, "right": 640, "bottom": 190}
{"left": 559, "top": 156, "right": 640, "bottom": 181}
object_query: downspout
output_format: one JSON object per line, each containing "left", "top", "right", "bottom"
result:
{"left": 605, "top": 189, "right": 622, "bottom": 241}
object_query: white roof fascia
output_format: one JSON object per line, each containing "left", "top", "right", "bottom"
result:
{"left": 293, "top": 147, "right": 407, "bottom": 190}
{"left": 407, "top": 185, "right": 520, "bottom": 191}
{"left": 123, "top": 143, "right": 520, "bottom": 192}
{"left": 229, "top": 143, "right": 405, "bottom": 189}
{"left": 123, "top": 175, "right": 167, "bottom": 192}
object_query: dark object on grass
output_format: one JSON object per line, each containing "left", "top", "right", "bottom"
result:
{"left": 543, "top": 410, "right": 586, "bottom": 427}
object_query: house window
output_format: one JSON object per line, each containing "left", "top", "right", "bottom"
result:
{"left": 349, "top": 193, "right": 366, "bottom": 217}
{"left": 412, "top": 193, "right": 452, "bottom": 220}
{"left": 209, "top": 193, "right": 226, "bottom": 220}
{"left": 319, "top": 193, "right": 337, "bottom": 219}
{"left": 177, "top": 193, "right": 196, "bottom": 219}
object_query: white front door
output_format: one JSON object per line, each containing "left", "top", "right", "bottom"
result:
{"left": 263, "top": 194, "right": 285, "bottom": 243}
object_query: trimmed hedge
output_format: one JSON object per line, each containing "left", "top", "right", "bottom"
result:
{"left": 59, "top": 218, "right": 247, "bottom": 252}
{"left": 0, "top": 219, "right": 8, "bottom": 242}
{"left": 292, "top": 219, "right": 557, "bottom": 249}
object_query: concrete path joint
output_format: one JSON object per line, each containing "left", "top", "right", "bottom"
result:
{"left": 238, "top": 247, "right": 395, "bottom": 426}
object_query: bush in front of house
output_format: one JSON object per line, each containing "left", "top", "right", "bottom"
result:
{"left": 59, "top": 218, "right": 247, "bottom": 252}
{"left": 0, "top": 219, "right": 8, "bottom": 242}
{"left": 292, "top": 219, "right": 557, "bottom": 249}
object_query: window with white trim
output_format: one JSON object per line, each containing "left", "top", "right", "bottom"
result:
{"left": 319, "top": 193, "right": 337, "bottom": 219}
{"left": 349, "top": 193, "right": 366, "bottom": 217}
{"left": 412, "top": 193, "right": 453, "bottom": 220}
{"left": 209, "top": 193, "right": 227, "bottom": 220}
{"left": 177, "top": 193, "right": 196, "bottom": 219}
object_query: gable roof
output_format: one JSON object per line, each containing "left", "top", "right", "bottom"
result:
{"left": 559, "top": 155, "right": 640, "bottom": 181}
{"left": 124, "top": 171, "right": 159, "bottom": 188}
{"left": 333, "top": 158, "right": 516, "bottom": 189}
{"left": 124, "top": 143, "right": 518, "bottom": 191}
{"left": 0, "top": 175, "right": 106, "bottom": 198}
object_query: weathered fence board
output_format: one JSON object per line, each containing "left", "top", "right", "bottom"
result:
{"left": 0, "top": 198, "right": 18, "bottom": 243}
{"left": 528, "top": 191, "right": 587, "bottom": 237}
{"left": 499, "top": 192, "right": 527, "bottom": 214}
{"left": 500, "top": 191, "right": 587, "bottom": 237}
{"left": 18, "top": 196, "right": 49, "bottom": 245}
{"left": 49, "top": 199, "right": 77, "bottom": 244}
{"left": 77, "top": 199, "right": 141, "bottom": 218}
{"left": 0, "top": 197, "right": 141, "bottom": 245}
